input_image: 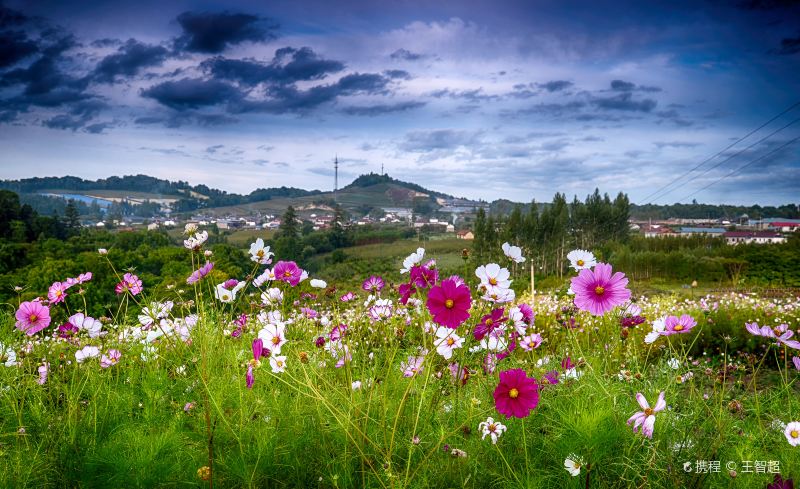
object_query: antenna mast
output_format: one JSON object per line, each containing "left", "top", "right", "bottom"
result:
{"left": 334, "top": 155, "right": 339, "bottom": 199}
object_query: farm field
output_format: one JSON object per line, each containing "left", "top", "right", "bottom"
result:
{"left": 2, "top": 231, "right": 798, "bottom": 488}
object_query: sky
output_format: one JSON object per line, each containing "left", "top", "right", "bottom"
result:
{"left": 0, "top": 0, "right": 799, "bottom": 205}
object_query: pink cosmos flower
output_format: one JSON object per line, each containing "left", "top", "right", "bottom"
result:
{"left": 398, "top": 282, "right": 417, "bottom": 305}
{"left": 362, "top": 275, "right": 385, "bottom": 292}
{"left": 273, "top": 261, "right": 303, "bottom": 286}
{"left": 474, "top": 307, "right": 507, "bottom": 340}
{"left": 339, "top": 292, "right": 356, "bottom": 302}
{"left": 660, "top": 315, "right": 698, "bottom": 336}
{"left": 15, "top": 301, "right": 52, "bottom": 335}
{"left": 187, "top": 261, "right": 214, "bottom": 285}
{"left": 246, "top": 365, "right": 255, "bottom": 389}
{"left": 115, "top": 273, "right": 143, "bottom": 296}
{"left": 627, "top": 391, "right": 666, "bottom": 438}
{"left": 426, "top": 277, "right": 471, "bottom": 329}
{"left": 329, "top": 324, "right": 348, "bottom": 342}
{"left": 542, "top": 370, "right": 560, "bottom": 386}
{"left": 519, "top": 333, "right": 543, "bottom": 351}
{"left": 48, "top": 281, "right": 68, "bottom": 304}
{"left": 745, "top": 322, "right": 800, "bottom": 350}
{"left": 493, "top": 368, "right": 539, "bottom": 418}
{"left": 100, "top": 349, "right": 121, "bottom": 368}
{"left": 301, "top": 307, "right": 318, "bottom": 319}
{"left": 57, "top": 321, "right": 79, "bottom": 339}
{"left": 77, "top": 272, "right": 93, "bottom": 283}
{"left": 401, "top": 355, "right": 424, "bottom": 377}
{"left": 37, "top": 363, "right": 49, "bottom": 385}
{"left": 793, "top": 356, "right": 800, "bottom": 371}
{"left": 570, "top": 263, "right": 631, "bottom": 316}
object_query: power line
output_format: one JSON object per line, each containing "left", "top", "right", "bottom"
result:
{"left": 676, "top": 134, "right": 800, "bottom": 203}
{"left": 639, "top": 100, "right": 800, "bottom": 204}
{"left": 654, "top": 115, "right": 800, "bottom": 202}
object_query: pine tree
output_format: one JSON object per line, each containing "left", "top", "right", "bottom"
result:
{"left": 64, "top": 200, "right": 81, "bottom": 232}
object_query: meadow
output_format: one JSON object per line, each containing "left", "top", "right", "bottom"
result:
{"left": 1, "top": 228, "right": 799, "bottom": 488}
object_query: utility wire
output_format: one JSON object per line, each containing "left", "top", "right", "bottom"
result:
{"left": 639, "top": 100, "right": 800, "bottom": 204}
{"left": 676, "top": 134, "right": 800, "bottom": 203}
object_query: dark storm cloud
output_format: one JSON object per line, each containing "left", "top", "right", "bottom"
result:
{"left": 342, "top": 101, "right": 425, "bottom": 116}
{"left": 91, "top": 39, "right": 169, "bottom": 83}
{"left": 141, "top": 78, "right": 242, "bottom": 109}
{"left": 775, "top": 35, "right": 800, "bottom": 55}
{"left": 0, "top": 31, "right": 38, "bottom": 68}
{"left": 200, "top": 46, "right": 344, "bottom": 86}
{"left": 0, "top": 4, "right": 27, "bottom": 28}
{"left": 84, "top": 121, "right": 115, "bottom": 134}
{"left": 610, "top": 79, "right": 662, "bottom": 92}
{"left": 538, "top": 80, "right": 573, "bottom": 92}
{"left": 429, "top": 88, "right": 498, "bottom": 102}
{"left": 91, "top": 38, "right": 122, "bottom": 48}
{"left": 174, "top": 11, "right": 279, "bottom": 54}
{"left": 591, "top": 92, "right": 657, "bottom": 112}
{"left": 390, "top": 48, "right": 423, "bottom": 61}
{"left": 383, "top": 69, "right": 411, "bottom": 80}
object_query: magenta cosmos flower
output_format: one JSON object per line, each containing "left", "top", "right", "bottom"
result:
{"left": 15, "top": 301, "right": 52, "bottom": 335}
{"left": 660, "top": 314, "right": 698, "bottom": 336}
{"left": 474, "top": 307, "right": 507, "bottom": 340}
{"left": 362, "top": 275, "right": 385, "bottom": 292}
{"left": 273, "top": 261, "right": 303, "bottom": 286}
{"left": 570, "top": 262, "right": 631, "bottom": 316}
{"left": 115, "top": 273, "right": 143, "bottom": 296}
{"left": 426, "top": 277, "right": 471, "bottom": 329}
{"left": 48, "top": 281, "right": 69, "bottom": 304}
{"left": 627, "top": 391, "right": 666, "bottom": 438}
{"left": 493, "top": 368, "right": 540, "bottom": 418}
{"left": 187, "top": 261, "right": 214, "bottom": 285}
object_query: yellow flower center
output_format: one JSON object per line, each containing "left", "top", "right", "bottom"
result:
{"left": 508, "top": 388, "right": 519, "bottom": 399}
{"left": 489, "top": 278, "right": 497, "bottom": 285}
{"left": 445, "top": 299, "right": 454, "bottom": 309}
{"left": 594, "top": 286, "right": 605, "bottom": 295}
{"left": 577, "top": 259, "right": 584, "bottom": 266}
{"left": 55, "top": 290, "right": 62, "bottom": 297}
{"left": 447, "top": 338, "right": 455, "bottom": 346}
{"left": 29, "top": 314, "right": 38, "bottom": 322}
{"left": 277, "top": 360, "right": 284, "bottom": 367}
{"left": 284, "top": 271, "right": 292, "bottom": 277}
{"left": 791, "top": 430, "right": 799, "bottom": 439}
{"left": 488, "top": 423, "right": 496, "bottom": 432}
{"left": 271, "top": 337, "right": 281, "bottom": 345}
{"left": 256, "top": 250, "right": 264, "bottom": 258}
{"left": 673, "top": 325, "right": 684, "bottom": 331}
{"left": 485, "top": 319, "right": 493, "bottom": 326}
{"left": 644, "top": 408, "right": 654, "bottom": 416}
{"left": 222, "top": 294, "right": 229, "bottom": 301}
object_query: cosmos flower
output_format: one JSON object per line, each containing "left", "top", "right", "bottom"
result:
{"left": 784, "top": 421, "right": 800, "bottom": 447}
{"left": 570, "top": 263, "right": 631, "bottom": 316}
{"left": 187, "top": 261, "right": 214, "bottom": 285}
{"left": 249, "top": 238, "right": 274, "bottom": 264}
{"left": 519, "top": 333, "right": 543, "bottom": 351}
{"left": 362, "top": 275, "right": 385, "bottom": 292}
{"left": 746, "top": 322, "right": 800, "bottom": 350}
{"left": 434, "top": 326, "right": 464, "bottom": 360}
{"left": 273, "top": 261, "right": 303, "bottom": 286}
{"left": 793, "top": 356, "right": 800, "bottom": 371}
{"left": 426, "top": 277, "right": 471, "bottom": 329}
{"left": 69, "top": 313, "right": 103, "bottom": 338}
{"left": 475, "top": 263, "right": 512, "bottom": 291}
{"left": 270, "top": 355, "right": 287, "bottom": 373}
{"left": 564, "top": 455, "right": 584, "bottom": 477}
{"left": 398, "top": 282, "right": 417, "bottom": 305}
{"left": 258, "top": 323, "right": 287, "bottom": 355}
{"left": 246, "top": 365, "right": 255, "bottom": 389}
{"left": 474, "top": 308, "right": 507, "bottom": 340}
{"left": 627, "top": 391, "right": 666, "bottom": 438}
{"left": 100, "top": 349, "right": 121, "bottom": 368}
{"left": 478, "top": 417, "right": 507, "bottom": 444}
{"left": 48, "top": 281, "right": 69, "bottom": 304}
{"left": 340, "top": 292, "right": 356, "bottom": 302}
{"left": 493, "top": 368, "right": 539, "bottom": 418}
{"left": 184, "top": 230, "right": 209, "bottom": 250}
{"left": 310, "top": 279, "right": 327, "bottom": 288}
{"left": 567, "top": 249, "right": 597, "bottom": 271}
{"left": 1, "top": 343, "right": 17, "bottom": 367}
{"left": 115, "top": 273, "right": 143, "bottom": 296}
{"left": 75, "top": 345, "right": 101, "bottom": 363}
{"left": 215, "top": 280, "right": 245, "bottom": 303}
{"left": 659, "top": 314, "right": 698, "bottom": 336}
{"left": 400, "top": 247, "right": 425, "bottom": 274}
{"left": 37, "top": 363, "right": 49, "bottom": 385}
{"left": 401, "top": 355, "right": 424, "bottom": 377}
{"left": 501, "top": 242, "right": 526, "bottom": 263}
{"left": 261, "top": 287, "right": 283, "bottom": 306}
{"left": 482, "top": 286, "right": 516, "bottom": 304}
{"left": 410, "top": 264, "right": 438, "bottom": 289}
{"left": 253, "top": 268, "right": 275, "bottom": 287}
{"left": 15, "top": 301, "right": 51, "bottom": 336}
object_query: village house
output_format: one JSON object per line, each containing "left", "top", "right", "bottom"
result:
{"left": 723, "top": 231, "right": 786, "bottom": 245}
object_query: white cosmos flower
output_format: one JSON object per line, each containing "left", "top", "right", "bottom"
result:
{"left": 567, "top": 249, "right": 596, "bottom": 271}
{"left": 501, "top": 242, "right": 526, "bottom": 263}
{"left": 310, "top": 279, "right": 327, "bottom": 288}
{"left": 253, "top": 268, "right": 275, "bottom": 287}
{"left": 69, "top": 313, "right": 103, "bottom": 338}
{"left": 261, "top": 287, "right": 283, "bottom": 305}
{"left": 785, "top": 421, "right": 800, "bottom": 447}
{"left": 75, "top": 345, "right": 100, "bottom": 363}
{"left": 258, "top": 323, "right": 287, "bottom": 354}
{"left": 1, "top": 343, "right": 17, "bottom": 367}
{"left": 434, "top": 327, "right": 463, "bottom": 360}
{"left": 564, "top": 454, "right": 584, "bottom": 476}
{"left": 249, "top": 238, "right": 274, "bottom": 264}
{"left": 215, "top": 281, "right": 245, "bottom": 303}
{"left": 507, "top": 306, "right": 527, "bottom": 335}
{"left": 184, "top": 231, "right": 209, "bottom": 250}
{"left": 475, "top": 263, "right": 511, "bottom": 289}
{"left": 269, "top": 355, "right": 287, "bottom": 373}
{"left": 480, "top": 329, "right": 509, "bottom": 352}
{"left": 644, "top": 316, "right": 667, "bottom": 344}
{"left": 351, "top": 380, "right": 362, "bottom": 390}
{"left": 478, "top": 417, "right": 507, "bottom": 444}
{"left": 482, "top": 287, "right": 515, "bottom": 304}
{"left": 400, "top": 247, "right": 425, "bottom": 274}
